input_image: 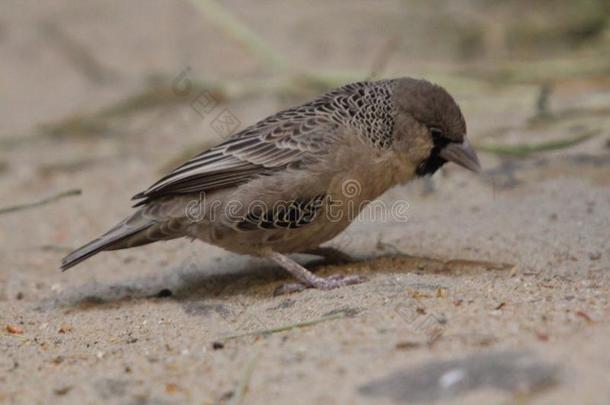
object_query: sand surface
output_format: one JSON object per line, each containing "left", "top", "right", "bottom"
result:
{"left": 1, "top": 1, "right": 609, "bottom": 404}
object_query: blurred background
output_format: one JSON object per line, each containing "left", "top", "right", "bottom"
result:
{"left": 3, "top": 0, "right": 610, "bottom": 156}
{"left": 2, "top": 0, "right": 609, "bottom": 195}
{"left": 1, "top": 1, "right": 609, "bottom": 403}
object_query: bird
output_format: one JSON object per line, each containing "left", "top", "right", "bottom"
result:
{"left": 61, "top": 77, "right": 481, "bottom": 294}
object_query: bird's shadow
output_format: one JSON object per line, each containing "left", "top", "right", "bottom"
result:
{"left": 37, "top": 252, "right": 513, "bottom": 312}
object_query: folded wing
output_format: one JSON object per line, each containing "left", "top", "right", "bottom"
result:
{"left": 132, "top": 109, "right": 340, "bottom": 206}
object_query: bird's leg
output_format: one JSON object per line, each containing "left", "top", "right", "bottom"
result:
{"left": 266, "top": 251, "right": 364, "bottom": 295}
{"left": 303, "top": 246, "right": 355, "bottom": 265}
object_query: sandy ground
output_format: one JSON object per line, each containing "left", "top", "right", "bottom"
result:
{"left": 1, "top": 1, "right": 609, "bottom": 404}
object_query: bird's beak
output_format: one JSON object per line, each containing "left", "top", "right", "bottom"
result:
{"left": 439, "top": 136, "right": 481, "bottom": 173}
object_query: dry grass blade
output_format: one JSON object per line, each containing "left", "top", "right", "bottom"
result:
{"left": 219, "top": 309, "right": 355, "bottom": 343}
{"left": 477, "top": 129, "right": 599, "bottom": 158}
{"left": 0, "top": 332, "right": 27, "bottom": 339}
{"left": 187, "top": 0, "right": 287, "bottom": 71}
{"left": 229, "top": 351, "right": 260, "bottom": 405}
{"left": 39, "top": 85, "right": 210, "bottom": 140}
{"left": 367, "top": 36, "right": 400, "bottom": 80}
{"left": 463, "top": 57, "right": 610, "bottom": 85}
{"left": 40, "top": 20, "right": 118, "bottom": 85}
{"left": 0, "top": 189, "right": 82, "bottom": 216}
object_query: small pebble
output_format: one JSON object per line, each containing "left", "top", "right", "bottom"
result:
{"left": 54, "top": 386, "right": 72, "bottom": 396}
{"left": 6, "top": 325, "right": 23, "bottom": 334}
{"left": 395, "top": 341, "right": 421, "bottom": 350}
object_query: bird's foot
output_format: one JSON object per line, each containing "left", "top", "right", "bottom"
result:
{"left": 274, "top": 274, "right": 366, "bottom": 296}
{"left": 266, "top": 250, "right": 365, "bottom": 295}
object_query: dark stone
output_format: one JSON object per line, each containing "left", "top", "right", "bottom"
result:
{"left": 156, "top": 289, "right": 173, "bottom": 298}
{"left": 359, "top": 350, "right": 559, "bottom": 403}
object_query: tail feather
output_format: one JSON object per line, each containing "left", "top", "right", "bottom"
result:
{"left": 60, "top": 221, "right": 154, "bottom": 271}
{"left": 61, "top": 198, "right": 190, "bottom": 271}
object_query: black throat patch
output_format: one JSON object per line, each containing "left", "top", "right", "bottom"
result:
{"left": 415, "top": 138, "right": 449, "bottom": 177}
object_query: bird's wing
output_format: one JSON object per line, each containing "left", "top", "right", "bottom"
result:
{"left": 132, "top": 110, "right": 341, "bottom": 205}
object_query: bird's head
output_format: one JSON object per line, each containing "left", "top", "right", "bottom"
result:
{"left": 391, "top": 78, "right": 480, "bottom": 176}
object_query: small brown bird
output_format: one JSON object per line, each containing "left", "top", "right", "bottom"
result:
{"left": 61, "top": 78, "right": 480, "bottom": 294}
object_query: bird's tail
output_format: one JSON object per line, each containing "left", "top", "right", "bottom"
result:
{"left": 60, "top": 209, "right": 176, "bottom": 271}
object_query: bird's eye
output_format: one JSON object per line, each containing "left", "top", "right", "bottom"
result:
{"left": 430, "top": 127, "right": 444, "bottom": 142}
